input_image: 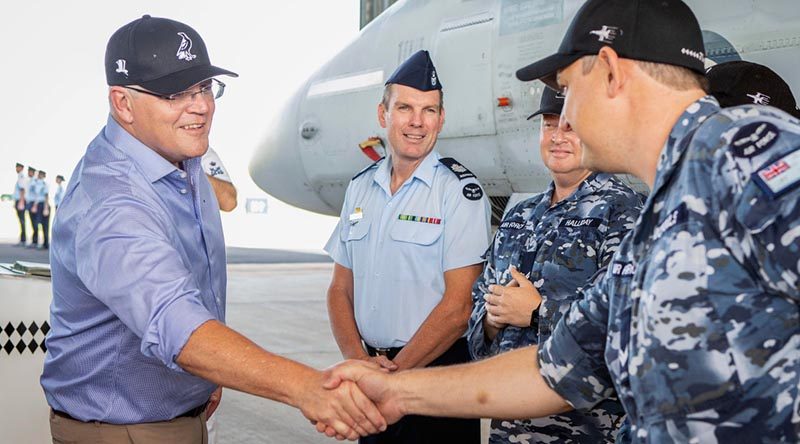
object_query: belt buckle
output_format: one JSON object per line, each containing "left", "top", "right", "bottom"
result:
{"left": 372, "top": 347, "right": 391, "bottom": 357}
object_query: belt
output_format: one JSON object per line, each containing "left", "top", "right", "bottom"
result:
{"left": 365, "top": 344, "right": 403, "bottom": 360}
{"left": 52, "top": 402, "right": 207, "bottom": 423}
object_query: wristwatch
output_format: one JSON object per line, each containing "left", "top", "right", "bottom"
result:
{"left": 529, "top": 307, "right": 539, "bottom": 328}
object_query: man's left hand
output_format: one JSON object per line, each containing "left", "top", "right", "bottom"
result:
{"left": 484, "top": 267, "right": 542, "bottom": 328}
{"left": 205, "top": 386, "right": 222, "bottom": 418}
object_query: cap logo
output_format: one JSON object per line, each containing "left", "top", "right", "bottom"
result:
{"left": 115, "top": 59, "right": 129, "bottom": 77}
{"left": 431, "top": 70, "right": 438, "bottom": 87}
{"left": 680, "top": 48, "right": 705, "bottom": 63}
{"left": 589, "top": 26, "right": 621, "bottom": 44}
{"left": 176, "top": 32, "right": 197, "bottom": 61}
{"left": 747, "top": 92, "right": 771, "bottom": 105}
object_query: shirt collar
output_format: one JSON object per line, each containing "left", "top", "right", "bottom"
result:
{"left": 652, "top": 96, "right": 719, "bottom": 194}
{"left": 374, "top": 150, "right": 441, "bottom": 192}
{"left": 104, "top": 115, "right": 180, "bottom": 183}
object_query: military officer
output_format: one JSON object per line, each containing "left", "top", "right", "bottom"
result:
{"left": 468, "top": 88, "right": 642, "bottom": 443}
{"left": 325, "top": 50, "right": 490, "bottom": 443}
{"left": 24, "top": 166, "right": 37, "bottom": 246}
{"left": 12, "top": 162, "right": 27, "bottom": 245}
{"left": 322, "top": 1, "right": 800, "bottom": 442}
{"left": 30, "top": 170, "right": 50, "bottom": 249}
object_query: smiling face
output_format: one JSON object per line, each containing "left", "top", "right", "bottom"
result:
{"left": 125, "top": 80, "right": 215, "bottom": 164}
{"left": 539, "top": 114, "right": 588, "bottom": 179}
{"left": 378, "top": 84, "right": 445, "bottom": 164}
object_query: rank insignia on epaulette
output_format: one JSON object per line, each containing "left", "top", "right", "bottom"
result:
{"left": 439, "top": 157, "right": 477, "bottom": 180}
{"left": 398, "top": 214, "right": 441, "bottom": 224}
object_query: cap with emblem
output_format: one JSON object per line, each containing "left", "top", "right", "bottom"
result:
{"left": 15, "top": 163, "right": 23, "bottom": 168}
{"left": 28, "top": 166, "right": 36, "bottom": 173}
{"left": 516, "top": 0, "right": 705, "bottom": 89}
{"left": 707, "top": 61, "right": 800, "bottom": 119}
{"left": 527, "top": 87, "right": 565, "bottom": 120}
{"left": 105, "top": 15, "right": 238, "bottom": 95}
{"left": 385, "top": 50, "right": 442, "bottom": 91}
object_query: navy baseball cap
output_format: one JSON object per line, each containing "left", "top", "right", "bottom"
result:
{"left": 385, "top": 50, "right": 442, "bottom": 91}
{"left": 516, "top": 0, "right": 706, "bottom": 89}
{"left": 105, "top": 15, "right": 238, "bottom": 95}
{"left": 707, "top": 61, "right": 800, "bottom": 119}
{"left": 527, "top": 87, "right": 565, "bottom": 120}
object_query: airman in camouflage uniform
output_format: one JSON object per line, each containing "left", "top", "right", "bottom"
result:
{"left": 322, "top": 1, "right": 800, "bottom": 442}
{"left": 468, "top": 88, "right": 643, "bottom": 443}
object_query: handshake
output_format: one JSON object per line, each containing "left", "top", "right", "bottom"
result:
{"left": 299, "top": 359, "right": 402, "bottom": 441}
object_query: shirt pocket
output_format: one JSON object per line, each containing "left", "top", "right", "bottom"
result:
{"left": 390, "top": 220, "right": 443, "bottom": 246}
{"left": 341, "top": 219, "right": 372, "bottom": 276}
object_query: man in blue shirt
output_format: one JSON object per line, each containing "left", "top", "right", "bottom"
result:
{"left": 325, "top": 50, "right": 490, "bottom": 443}
{"left": 12, "top": 162, "right": 27, "bottom": 245}
{"left": 29, "top": 169, "right": 50, "bottom": 249}
{"left": 54, "top": 175, "right": 65, "bottom": 210}
{"left": 24, "top": 166, "right": 36, "bottom": 246}
{"left": 323, "top": 1, "right": 800, "bottom": 442}
{"left": 42, "top": 15, "right": 385, "bottom": 443}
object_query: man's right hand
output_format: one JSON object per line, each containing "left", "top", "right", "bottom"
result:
{"left": 322, "top": 361, "right": 404, "bottom": 426}
{"left": 298, "top": 360, "right": 388, "bottom": 440}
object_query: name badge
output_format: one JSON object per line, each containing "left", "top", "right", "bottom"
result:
{"left": 349, "top": 207, "right": 363, "bottom": 224}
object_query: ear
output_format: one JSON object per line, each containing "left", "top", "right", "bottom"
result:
{"left": 597, "top": 46, "right": 626, "bottom": 99}
{"left": 377, "top": 102, "right": 388, "bottom": 129}
{"left": 109, "top": 87, "right": 135, "bottom": 124}
{"left": 438, "top": 106, "right": 446, "bottom": 131}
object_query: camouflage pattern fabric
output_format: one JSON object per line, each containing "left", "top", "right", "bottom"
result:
{"left": 539, "top": 97, "right": 800, "bottom": 443}
{"left": 468, "top": 173, "right": 643, "bottom": 443}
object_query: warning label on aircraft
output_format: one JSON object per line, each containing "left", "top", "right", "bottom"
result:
{"left": 500, "top": 0, "right": 563, "bottom": 36}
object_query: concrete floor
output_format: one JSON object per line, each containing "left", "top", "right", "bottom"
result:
{"left": 216, "top": 263, "right": 343, "bottom": 443}
{"left": 216, "top": 264, "right": 489, "bottom": 443}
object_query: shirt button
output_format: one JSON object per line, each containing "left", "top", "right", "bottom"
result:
{"left": 180, "top": 189, "right": 188, "bottom": 195}
{"left": 180, "top": 172, "right": 187, "bottom": 179}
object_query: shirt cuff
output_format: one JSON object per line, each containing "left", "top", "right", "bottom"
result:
{"left": 466, "top": 307, "right": 499, "bottom": 359}
{"left": 537, "top": 318, "right": 615, "bottom": 411}
{"left": 143, "top": 296, "right": 217, "bottom": 373}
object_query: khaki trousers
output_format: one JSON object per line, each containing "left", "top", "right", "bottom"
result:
{"left": 50, "top": 410, "right": 208, "bottom": 444}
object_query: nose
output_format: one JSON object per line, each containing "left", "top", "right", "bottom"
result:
{"left": 249, "top": 88, "right": 334, "bottom": 214}
{"left": 185, "top": 92, "right": 212, "bottom": 114}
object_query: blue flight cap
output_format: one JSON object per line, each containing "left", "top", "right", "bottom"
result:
{"left": 385, "top": 50, "right": 442, "bottom": 91}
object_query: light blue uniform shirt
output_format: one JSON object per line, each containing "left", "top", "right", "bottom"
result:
{"left": 41, "top": 116, "right": 226, "bottom": 424}
{"left": 54, "top": 183, "right": 64, "bottom": 207}
{"left": 30, "top": 178, "right": 48, "bottom": 203}
{"left": 13, "top": 172, "right": 26, "bottom": 200}
{"left": 325, "top": 151, "right": 491, "bottom": 348}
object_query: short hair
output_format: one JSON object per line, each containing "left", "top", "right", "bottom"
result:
{"left": 581, "top": 55, "right": 708, "bottom": 92}
{"left": 381, "top": 84, "right": 444, "bottom": 111}
{"left": 56, "top": 175, "right": 65, "bottom": 181}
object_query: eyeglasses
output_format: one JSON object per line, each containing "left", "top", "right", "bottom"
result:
{"left": 124, "top": 78, "right": 226, "bottom": 106}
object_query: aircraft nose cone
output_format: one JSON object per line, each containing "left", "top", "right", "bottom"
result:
{"left": 249, "top": 89, "right": 334, "bottom": 215}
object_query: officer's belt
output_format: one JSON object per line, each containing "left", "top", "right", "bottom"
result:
{"left": 365, "top": 343, "right": 403, "bottom": 360}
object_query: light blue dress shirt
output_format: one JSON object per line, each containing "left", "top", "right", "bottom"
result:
{"left": 41, "top": 116, "right": 227, "bottom": 424}
{"left": 29, "top": 178, "right": 48, "bottom": 203}
{"left": 13, "top": 172, "right": 26, "bottom": 200}
{"left": 325, "top": 151, "right": 491, "bottom": 348}
{"left": 54, "top": 183, "right": 64, "bottom": 207}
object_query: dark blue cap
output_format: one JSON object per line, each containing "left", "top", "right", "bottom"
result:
{"left": 527, "top": 87, "right": 565, "bottom": 120}
{"left": 385, "top": 50, "right": 442, "bottom": 91}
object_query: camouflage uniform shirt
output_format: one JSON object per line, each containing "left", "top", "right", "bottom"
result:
{"left": 468, "top": 172, "right": 643, "bottom": 443}
{"left": 539, "top": 97, "right": 800, "bottom": 443}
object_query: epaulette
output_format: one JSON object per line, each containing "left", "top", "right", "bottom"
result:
{"left": 352, "top": 157, "right": 385, "bottom": 181}
{"left": 438, "top": 157, "right": 476, "bottom": 180}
